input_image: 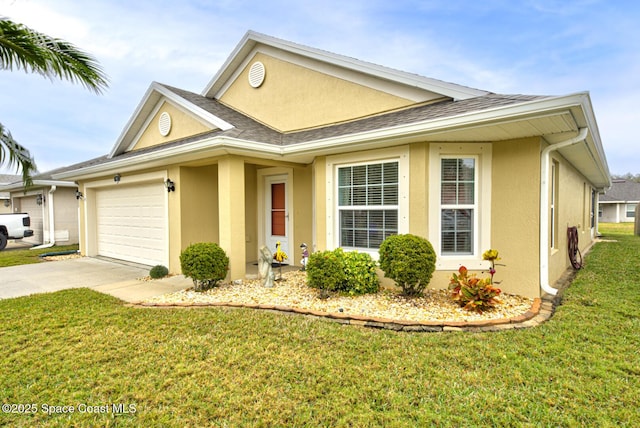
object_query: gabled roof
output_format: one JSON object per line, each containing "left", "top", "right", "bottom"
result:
{"left": 202, "top": 30, "right": 489, "bottom": 101}
{"left": 53, "top": 31, "right": 610, "bottom": 191}
{"left": 108, "top": 82, "right": 234, "bottom": 158}
{"left": 599, "top": 180, "right": 640, "bottom": 203}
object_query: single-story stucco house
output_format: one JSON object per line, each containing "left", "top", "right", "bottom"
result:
{"left": 0, "top": 169, "right": 79, "bottom": 246}
{"left": 53, "top": 31, "right": 610, "bottom": 298}
{"left": 599, "top": 179, "right": 640, "bottom": 223}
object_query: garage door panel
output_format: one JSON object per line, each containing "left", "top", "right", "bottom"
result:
{"left": 96, "top": 183, "right": 167, "bottom": 266}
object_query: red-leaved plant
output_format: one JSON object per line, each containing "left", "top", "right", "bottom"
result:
{"left": 448, "top": 266, "right": 502, "bottom": 313}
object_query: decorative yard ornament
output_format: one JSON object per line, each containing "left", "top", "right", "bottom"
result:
{"left": 299, "top": 243, "right": 309, "bottom": 271}
{"left": 258, "top": 245, "right": 275, "bottom": 287}
{"left": 273, "top": 241, "right": 288, "bottom": 281}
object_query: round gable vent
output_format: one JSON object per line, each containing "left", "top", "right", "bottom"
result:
{"left": 248, "top": 61, "right": 266, "bottom": 88}
{"left": 158, "top": 111, "right": 171, "bottom": 136}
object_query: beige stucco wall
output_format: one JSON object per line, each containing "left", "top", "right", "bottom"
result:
{"left": 548, "top": 152, "right": 596, "bottom": 285}
{"left": 489, "top": 138, "right": 542, "bottom": 298}
{"left": 52, "top": 187, "right": 79, "bottom": 244}
{"left": 293, "top": 164, "right": 313, "bottom": 263}
{"left": 131, "top": 101, "right": 212, "bottom": 152}
{"left": 179, "top": 165, "right": 219, "bottom": 247}
{"left": 312, "top": 156, "right": 327, "bottom": 252}
{"left": 220, "top": 53, "right": 416, "bottom": 132}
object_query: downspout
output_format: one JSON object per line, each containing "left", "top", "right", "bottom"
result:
{"left": 540, "top": 128, "right": 588, "bottom": 295}
{"left": 31, "top": 185, "right": 57, "bottom": 250}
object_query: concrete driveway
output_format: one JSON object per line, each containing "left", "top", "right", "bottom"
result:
{"left": 0, "top": 257, "right": 190, "bottom": 302}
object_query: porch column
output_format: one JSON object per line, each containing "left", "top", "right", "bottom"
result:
{"left": 218, "top": 156, "right": 246, "bottom": 280}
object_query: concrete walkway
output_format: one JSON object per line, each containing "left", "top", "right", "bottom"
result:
{"left": 0, "top": 257, "right": 190, "bottom": 302}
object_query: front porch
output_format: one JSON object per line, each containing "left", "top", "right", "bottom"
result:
{"left": 172, "top": 155, "right": 313, "bottom": 280}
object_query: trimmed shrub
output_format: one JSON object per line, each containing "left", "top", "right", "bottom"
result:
{"left": 306, "top": 248, "right": 379, "bottom": 296}
{"left": 341, "top": 249, "right": 379, "bottom": 295}
{"left": 379, "top": 234, "right": 436, "bottom": 296}
{"left": 306, "top": 250, "right": 345, "bottom": 293}
{"left": 180, "top": 242, "right": 229, "bottom": 291}
{"left": 149, "top": 265, "right": 169, "bottom": 279}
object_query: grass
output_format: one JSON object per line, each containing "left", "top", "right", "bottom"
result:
{"left": 0, "top": 224, "right": 638, "bottom": 426}
{"left": 0, "top": 244, "right": 79, "bottom": 267}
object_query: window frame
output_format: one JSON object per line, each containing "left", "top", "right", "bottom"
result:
{"left": 626, "top": 203, "right": 637, "bottom": 219}
{"left": 326, "top": 146, "right": 410, "bottom": 258}
{"left": 440, "top": 156, "right": 478, "bottom": 256}
{"left": 429, "top": 143, "right": 492, "bottom": 270}
{"left": 337, "top": 161, "right": 400, "bottom": 250}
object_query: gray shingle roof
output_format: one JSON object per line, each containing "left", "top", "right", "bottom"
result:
{"left": 600, "top": 180, "right": 640, "bottom": 202}
{"left": 54, "top": 85, "right": 550, "bottom": 174}
{"left": 162, "top": 84, "right": 546, "bottom": 146}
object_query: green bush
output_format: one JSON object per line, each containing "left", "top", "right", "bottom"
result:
{"left": 379, "top": 234, "right": 436, "bottom": 296}
{"left": 149, "top": 265, "right": 169, "bottom": 279}
{"left": 306, "top": 250, "right": 345, "bottom": 293}
{"left": 341, "top": 249, "right": 379, "bottom": 295}
{"left": 306, "top": 248, "right": 379, "bottom": 296}
{"left": 180, "top": 242, "right": 229, "bottom": 291}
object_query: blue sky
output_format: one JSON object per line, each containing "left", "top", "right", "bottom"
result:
{"left": 0, "top": 0, "right": 638, "bottom": 176}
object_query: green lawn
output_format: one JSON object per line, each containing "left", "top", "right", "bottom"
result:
{"left": 0, "top": 224, "right": 638, "bottom": 426}
{"left": 0, "top": 244, "right": 79, "bottom": 267}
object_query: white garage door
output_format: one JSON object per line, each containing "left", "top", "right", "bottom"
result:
{"left": 21, "top": 196, "right": 44, "bottom": 245}
{"left": 96, "top": 183, "right": 167, "bottom": 266}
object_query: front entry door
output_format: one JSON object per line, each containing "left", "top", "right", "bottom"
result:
{"left": 265, "top": 175, "right": 289, "bottom": 260}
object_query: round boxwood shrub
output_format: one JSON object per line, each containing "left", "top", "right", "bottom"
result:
{"left": 379, "top": 234, "right": 436, "bottom": 296}
{"left": 306, "top": 250, "right": 345, "bottom": 293}
{"left": 149, "top": 265, "right": 169, "bottom": 279}
{"left": 180, "top": 242, "right": 229, "bottom": 291}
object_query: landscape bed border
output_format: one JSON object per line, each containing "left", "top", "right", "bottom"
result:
{"left": 132, "top": 296, "right": 556, "bottom": 333}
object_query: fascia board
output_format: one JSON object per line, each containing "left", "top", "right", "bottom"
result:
{"left": 202, "top": 30, "right": 488, "bottom": 100}
{"left": 109, "top": 82, "right": 234, "bottom": 158}
{"left": 53, "top": 136, "right": 283, "bottom": 181}
{"left": 0, "top": 180, "right": 76, "bottom": 192}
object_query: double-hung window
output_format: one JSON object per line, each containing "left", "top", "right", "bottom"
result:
{"left": 440, "top": 157, "right": 476, "bottom": 255}
{"left": 429, "top": 143, "right": 491, "bottom": 269}
{"left": 338, "top": 161, "right": 399, "bottom": 249}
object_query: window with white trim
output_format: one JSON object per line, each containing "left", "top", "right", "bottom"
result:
{"left": 627, "top": 203, "right": 637, "bottom": 218}
{"left": 429, "top": 143, "right": 491, "bottom": 269}
{"left": 338, "top": 161, "right": 399, "bottom": 249}
{"left": 440, "top": 157, "right": 476, "bottom": 255}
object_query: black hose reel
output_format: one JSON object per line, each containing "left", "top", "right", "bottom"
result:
{"left": 567, "top": 226, "right": 583, "bottom": 269}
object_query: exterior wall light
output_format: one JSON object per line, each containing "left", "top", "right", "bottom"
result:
{"left": 36, "top": 194, "right": 45, "bottom": 205}
{"left": 3, "top": 199, "right": 9, "bottom": 207}
{"left": 75, "top": 190, "right": 84, "bottom": 200}
{"left": 114, "top": 174, "right": 121, "bottom": 183}
{"left": 165, "top": 178, "right": 175, "bottom": 192}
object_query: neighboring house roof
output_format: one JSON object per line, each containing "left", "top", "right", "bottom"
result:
{"left": 599, "top": 180, "right": 640, "bottom": 203}
{"left": 0, "top": 167, "right": 77, "bottom": 192}
{"left": 0, "top": 174, "right": 20, "bottom": 199}
{"left": 53, "top": 30, "right": 611, "bottom": 190}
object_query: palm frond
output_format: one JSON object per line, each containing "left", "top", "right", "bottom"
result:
{"left": 0, "top": 122, "right": 37, "bottom": 189}
{"left": 0, "top": 17, "right": 108, "bottom": 93}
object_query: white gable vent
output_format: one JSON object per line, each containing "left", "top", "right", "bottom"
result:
{"left": 248, "top": 61, "right": 266, "bottom": 88}
{"left": 158, "top": 111, "right": 171, "bottom": 136}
